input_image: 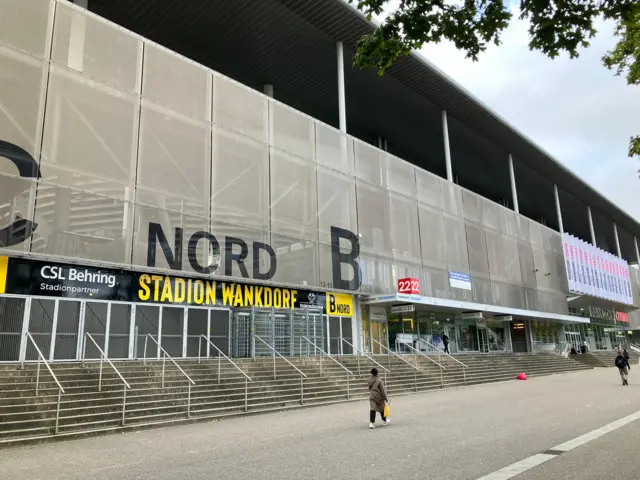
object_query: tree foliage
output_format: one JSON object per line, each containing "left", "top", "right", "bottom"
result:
{"left": 348, "top": 0, "right": 640, "bottom": 158}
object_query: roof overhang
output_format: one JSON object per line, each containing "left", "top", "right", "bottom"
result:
{"left": 362, "top": 293, "right": 591, "bottom": 324}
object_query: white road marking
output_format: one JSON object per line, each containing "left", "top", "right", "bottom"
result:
{"left": 476, "top": 409, "right": 640, "bottom": 479}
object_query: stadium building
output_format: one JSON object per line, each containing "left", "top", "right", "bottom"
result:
{"left": 1, "top": 0, "right": 639, "bottom": 363}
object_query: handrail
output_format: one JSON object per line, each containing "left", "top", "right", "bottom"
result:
{"left": 255, "top": 335, "right": 307, "bottom": 378}
{"left": 22, "top": 332, "right": 65, "bottom": 434}
{"left": 416, "top": 338, "right": 468, "bottom": 369}
{"left": 198, "top": 335, "right": 252, "bottom": 381}
{"left": 398, "top": 339, "right": 446, "bottom": 370}
{"left": 301, "top": 336, "right": 354, "bottom": 376}
{"left": 83, "top": 333, "right": 131, "bottom": 391}
{"left": 339, "top": 337, "right": 390, "bottom": 374}
{"left": 372, "top": 338, "right": 421, "bottom": 372}
{"left": 22, "top": 332, "right": 65, "bottom": 394}
{"left": 143, "top": 334, "right": 195, "bottom": 385}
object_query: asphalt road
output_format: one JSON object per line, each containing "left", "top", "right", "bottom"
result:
{"left": 1, "top": 367, "right": 639, "bottom": 480}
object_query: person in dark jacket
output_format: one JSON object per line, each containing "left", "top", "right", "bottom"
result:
{"left": 615, "top": 352, "right": 631, "bottom": 386}
{"left": 367, "top": 368, "right": 389, "bottom": 429}
{"left": 442, "top": 334, "right": 450, "bottom": 354}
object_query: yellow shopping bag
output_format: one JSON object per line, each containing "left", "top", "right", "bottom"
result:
{"left": 383, "top": 402, "right": 390, "bottom": 418}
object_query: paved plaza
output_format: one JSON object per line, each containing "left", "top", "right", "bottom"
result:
{"left": 1, "top": 367, "right": 639, "bottom": 480}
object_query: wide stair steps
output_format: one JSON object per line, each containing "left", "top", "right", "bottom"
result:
{"left": 588, "top": 350, "right": 640, "bottom": 367}
{"left": 0, "top": 353, "right": 591, "bottom": 446}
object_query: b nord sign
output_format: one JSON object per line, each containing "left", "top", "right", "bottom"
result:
{"left": 147, "top": 223, "right": 362, "bottom": 291}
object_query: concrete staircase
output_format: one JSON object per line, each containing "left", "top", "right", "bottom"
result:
{"left": 588, "top": 350, "right": 640, "bottom": 367}
{"left": 0, "top": 353, "right": 590, "bottom": 447}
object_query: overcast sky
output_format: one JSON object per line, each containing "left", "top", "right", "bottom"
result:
{"left": 377, "top": 7, "right": 640, "bottom": 222}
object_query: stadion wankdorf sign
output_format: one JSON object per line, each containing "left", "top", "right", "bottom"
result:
{"left": 562, "top": 233, "right": 634, "bottom": 305}
{"left": 0, "top": 256, "right": 354, "bottom": 317}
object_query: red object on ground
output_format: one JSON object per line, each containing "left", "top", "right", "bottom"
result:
{"left": 517, "top": 373, "right": 528, "bottom": 380}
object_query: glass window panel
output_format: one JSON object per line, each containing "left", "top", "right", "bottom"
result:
{"left": 318, "top": 242, "right": 359, "bottom": 290}
{"left": 270, "top": 148, "right": 318, "bottom": 241}
{"left": 416, "top": 169, "right": 441, "bottom": 209}
{"left": 472, "top": 277, "right": 493, "bottom": 304}
{"left": 142, "top": 43, "right": 211, "bottom": 121}
{"left": 482, "top": 198, "right": 501, "bottom": 231}
{"left": 518, "top": 242, "right": 537, "bottom": 288}
{"left": 529, "top": 220, "right": 544, "bottom": 247}
{"left": 356, "top": 181, "right": 391, "bottom": 256}
{"left": 422, "top": 267, "right": 450, "bottom": 299}
{"left": 0, "top": 0, "right": 52, "bottom": 58}
{"left": 0, "top": 174, "right": 36, "bottom": 253}
{"left": 516, "top": 215, "right": 530, "bottom": 241}
{"left": 354, "top": 139, "right": 386, "bottom": 187}
{"left": 440, "top": 180, "right": 462, "bottom": 216}
{"left": 315, "top": 122, "right": 354, "bottom": 175}
{"left": 270, "top": 101, "right": 314, "bottom": 161}
{"left": 51, "top": 3, "right": 142, "bottom": 93}
{"left": 465, "top": 221, "right": 490, "bottom": 279}
{"left": 0, "top": 45, "right": 47, "bottom": 165}
{"left": 387, "top": 155, "right": 416, "bottom": 197}
{"left": 209, "top": 221, "right": 270, "bottom": 281}
{"left": 132, "top": 203, "right": 210, "bottom": 274}
{"left": 211, "top": 127, "right": 269, "bottom": 230}
{"left": 40, "top": 65, "right": 138, "bottom": 199}
{"left": 418, "top": 203, "right": 446, "bottom": 269}
{"left": 462, "top": 189, "right": 482, "bottom": 223}
{"left": 388, "top": 192, "right": 421, "bottom": 263}
{"left": 442, "top": 212, "right": 469, "bottom": 272}
{"left": 136, "top": 101, "right": 210, "bottom": 216}
{"left": 485, "top": 229, "right": 506, "bottom": 282}
{"left": 212, "top": 74, "right": 267, "bottom": 144}
{"left": 31, "top": 183, "right": 133, "bottom": 264}
{"left": 502, "top": 235, "right": 523, "bottom": 285}
{"left": 359, "top": 253, "right": 393, "bottom": 294}
{"left": 271, "top": 234, "right": 318, "bottom": 287}
{"left": 316, "top": 166, "right": 357, "bottom": 245}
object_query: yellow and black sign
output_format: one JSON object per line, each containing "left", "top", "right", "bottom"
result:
{"left": 326, "top": 292, "right": 354, "bottom": 317}
{"left": 0, "top": 256, "right": 354, "bottom": 316}
{"left": 0, "top": 256, "right": 8, "bottom": 294}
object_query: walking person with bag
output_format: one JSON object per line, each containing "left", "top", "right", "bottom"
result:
{"left": 615, "top": 351, "right": 630, "bottom": 386}
{"left": 367, "top": 368, "right": 389, "bottom": 429}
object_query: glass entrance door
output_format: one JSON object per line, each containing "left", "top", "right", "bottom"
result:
{"left": 478, "top": 327, "right": 489, "bottom": 353}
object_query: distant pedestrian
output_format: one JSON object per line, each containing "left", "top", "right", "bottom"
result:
{"left": 443, "top": 333, "right": 450, "bottom": 354}
{"left": 367, "top": 368, "right": 389, "bottom": 429}
{"left": 615, "top": 352, "right": 630, "bottom": 386}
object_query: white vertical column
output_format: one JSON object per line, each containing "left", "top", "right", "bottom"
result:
{"left": 263, "top": 84, "right": 274, "bottom": 98}
{"left": 508, "top": 154, "right": 519, "bottom": 214}
{"left": 67, "top": 1, "right": 88, "bottom": 72}
{"left": 442, "top": 111, "right": 453, "bottom": 182}
{"left": 635, "top": 237, "right": 640, "bottom": 265}
{"left": 613, "top": 222, "right": 622, "bottom": 258}
{"left": 336, "top": 41, "right": 347, "bottom": 133}
{"left": 553, "top": 184, "right": 564, "bottom": 234}
{"left": 587, "top": 206, "right": 596, "bottom": 246}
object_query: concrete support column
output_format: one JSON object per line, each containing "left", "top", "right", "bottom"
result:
{"left": 553, "top": 184, "right": 564, "bottom": 234}
{"left": 336, "top": 41, "right": 347, "bottom": 133}
{"left": 508, "top": 154, "right": 519, "bottom": 214}
{"left": 587, "top": 206, "right": 596, "bottom": 246}
{"left": 635, "top": 237, "right": 640, "bottom": 265}
{"left": 442, "top": 111, "right": 453, "bottom": 182}
{"left": 613, "top": 223, "right": 622, "bottom": 258}
{"left": 263, "top": 84, "right": 274, "bottom": 98}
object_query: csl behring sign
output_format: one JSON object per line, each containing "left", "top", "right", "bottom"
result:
{"left": 0, "top": 256, "right": 354, "bottom": 317}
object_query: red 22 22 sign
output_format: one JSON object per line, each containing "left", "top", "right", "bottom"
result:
{"left": 397, "top": 277, "right": 420, "bottom": 295}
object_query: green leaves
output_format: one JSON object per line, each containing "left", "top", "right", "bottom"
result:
{"left": 348, "top": 0, "right": 640, "bottom": 158}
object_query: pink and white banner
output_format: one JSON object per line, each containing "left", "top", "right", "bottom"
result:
{"left": 561, "top": 232, "right": 633, "bottom": 305}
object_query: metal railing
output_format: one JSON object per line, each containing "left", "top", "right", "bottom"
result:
{"left": 416, "top": 339, "right": 469, "bottom": 369}
{"left": 142, "top": 334, "right": 196, "bottom": 418}
{"left": 255, "top": 335, "right": 307, "bottom": 404}
{"left": 198, "top": 335, "right": 252, "bottom": 412}
{"left": 339, "top": 337, "right": 390, "bottom": 376}
{"left": 301, "top": 336, "right": 354, "bottom": 399}
{"left": 21, "top": 332, "right": 66, "bottom": 434}
{"left": 372, "top": 338, "right": 424, "bottom": 392}
{"left": 82, "top": 333, "right": 131, "bottom": 426}
{"left": 396, "top": 340, "right": 449, "bottom": 388}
